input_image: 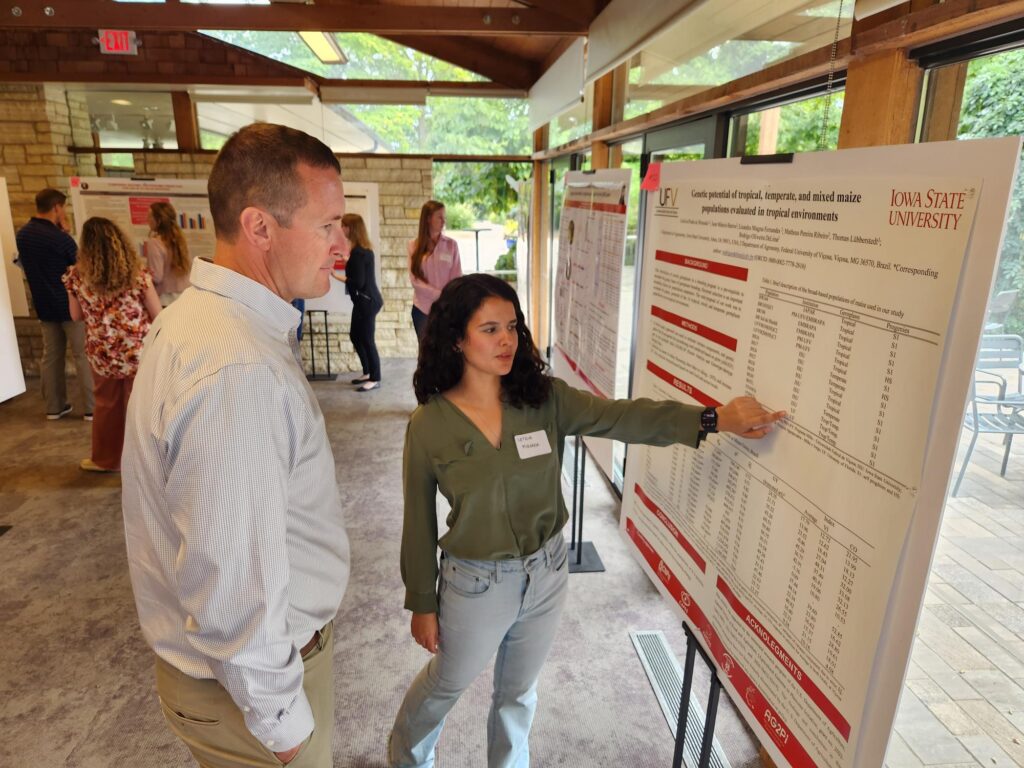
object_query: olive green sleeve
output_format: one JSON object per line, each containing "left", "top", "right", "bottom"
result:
{"left": 400, "top": 419, "right": 440, "bottom": 613}
{"left": 551, "top": 377, "right": 704, "bottom": 447}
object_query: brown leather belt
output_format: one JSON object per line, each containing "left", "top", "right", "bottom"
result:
{"left": 300, "top": 629, "right": 321, "bottom": 658}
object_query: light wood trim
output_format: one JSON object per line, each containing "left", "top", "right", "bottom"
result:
{"left": 838, "top": 48, "right": 924, "bottom": 148}
{"left": 589, "top": 70, "right": 616, "bottom": 169}
{"left": 171, "top": 91, "right": 199, "bottom": 153}
{"left": 531, "top": 126, "right": 550, "bottom": 336}
{"left": 919, "top": 61, "right": 968, "bottom": 142}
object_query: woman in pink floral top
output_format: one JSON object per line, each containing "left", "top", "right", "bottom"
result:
{"left": 63, "top": 217, "right": 161, "bottom": 472}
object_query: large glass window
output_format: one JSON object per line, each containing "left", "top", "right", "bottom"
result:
{"left": 194, "top": 95, "right": 528, "bottom": 155}
{"left": 347, "top": 97, "right": 529, "bottom": 155}
{"left": 729, "top": 88, "right": 845, "bottom": 156}
{"left": 548, "top": 82, "right": 594, "bottom": 149}
{"left": 925, "top": 49, "right": 1024, "bottom": 336}
{"left": 433, "top": 161, "right": 532, "bottom": 286}
{"left": 70, "top": 89, "right": 178, "bottom": 150}
{"left": 624, "top": 0, "right": 853, "bottom": 121}
{"left": 201, "top": 30, "right": 486, "bottom": 81}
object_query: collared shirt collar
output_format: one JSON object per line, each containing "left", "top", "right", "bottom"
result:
{"left": 190, "top": 257, "right": 300, "bottom": 338}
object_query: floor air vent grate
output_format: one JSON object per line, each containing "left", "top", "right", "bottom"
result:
{"left": 630, "top": 630, "right": 731, "bottom": 768}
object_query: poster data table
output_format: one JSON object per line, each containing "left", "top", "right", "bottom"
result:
{"left": 553, "top": 169, "right": 630, "bottom": 399}
{"left": 622, "top": 162, "right": 992, "bottom": 768}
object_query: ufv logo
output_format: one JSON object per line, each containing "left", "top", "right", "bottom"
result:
{"left": 658, "top": 188, "right": 678, "bottom": 207}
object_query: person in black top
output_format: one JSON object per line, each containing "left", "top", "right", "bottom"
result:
{"left": 335, "top": 213, "right": 384, "bottom": 391}
{"left": 15, "top": 188, "right": 94, "bottom": 419}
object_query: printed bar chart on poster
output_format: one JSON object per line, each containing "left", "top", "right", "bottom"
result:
{"left": 70, "top": 177, "right": 216, "bottom": 263}
{"left": 620, "top": 138, "right": 1021, "bottom": 768}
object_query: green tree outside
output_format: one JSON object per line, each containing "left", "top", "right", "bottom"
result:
{"left": 955, "top": 48, "right": 1024, "bottom": 334}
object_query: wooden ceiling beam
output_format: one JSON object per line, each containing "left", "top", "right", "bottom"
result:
{"left": 509, "top": 0, "right": 603, "bottom": 26}
{"left": 385, "top": 35, "right": 540, "bottom": 89}
{"left": 319, "top": 80, "right": 526, "bottom": 97}
{"left": 3, "top": 0, "right": 586, "bottom": 36}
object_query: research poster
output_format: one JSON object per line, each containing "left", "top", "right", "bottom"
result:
{"left": 621, "top": 138, "right": 1021, "bottom": 768}
{"left": 553, "top": 168, "right": 631, "bottom": 400}
{"left": 69, "top": 176, "right": 216, "bottom": 263}
{"left": 305, "top": 182, "right": 380, "bottom": 317}
{"left": 70, "top": 177, "right": 380, "bottom": 318}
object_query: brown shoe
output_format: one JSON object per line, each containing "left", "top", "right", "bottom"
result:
{"left": 80, "top": 458, "right": 118, "bottom": 473}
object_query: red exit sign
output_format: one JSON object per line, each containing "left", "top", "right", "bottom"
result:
{"left": 97, "top": 29, "right": 139, "bottom": 56}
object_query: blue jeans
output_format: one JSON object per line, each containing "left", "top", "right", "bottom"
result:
{"left": 389, "top": 532, "right": 569, "bottom": 768}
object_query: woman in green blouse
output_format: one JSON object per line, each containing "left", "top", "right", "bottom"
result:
{"left": 388, "top": 274, "right": 784, "bottom": 768}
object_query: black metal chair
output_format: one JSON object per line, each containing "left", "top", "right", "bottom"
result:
{"left": 952, "top": 371, "right": 1024, "bottom": 496}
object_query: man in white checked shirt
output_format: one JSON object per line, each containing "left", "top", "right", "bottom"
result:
{"left": 122, "top": 123, "right": 351, "bottom": 767}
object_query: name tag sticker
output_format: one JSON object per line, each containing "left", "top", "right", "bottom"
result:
{"left": 439, "top": 252, "right": 453, "bottom": 263}
{"left": 515, "top": 430, "right": 552, "bottom": 460}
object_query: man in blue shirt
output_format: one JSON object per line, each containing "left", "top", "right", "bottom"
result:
{"left": 15, "top": 188, "right": 94, "bottom": 419}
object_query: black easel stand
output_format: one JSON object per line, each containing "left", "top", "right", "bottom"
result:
{"left": 567, "top": 436, "right": 604, "bottom": 573}
{"left": 305, "top": 310, "right": 338, "bottom": 382}
{"left": 672, "top": 623, "right": 723, "bottom": 768}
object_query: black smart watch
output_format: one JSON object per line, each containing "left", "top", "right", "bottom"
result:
{"left": 700, "top": 406, "right": 718, "bottom": 434}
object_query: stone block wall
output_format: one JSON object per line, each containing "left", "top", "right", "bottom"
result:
{"left": 6, "top": 80, "right": 424, "bottom": 378}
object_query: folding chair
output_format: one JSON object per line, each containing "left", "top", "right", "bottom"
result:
{"left": 952, "top": 371, "right": 1024, "bottom": 496}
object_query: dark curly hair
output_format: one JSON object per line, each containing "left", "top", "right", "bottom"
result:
{"left": 413, "top": 273, "right": 551, "bottom": 408}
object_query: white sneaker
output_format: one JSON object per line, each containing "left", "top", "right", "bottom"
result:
{"left": 46, "top": 404, "right": 72, "bottom": 420}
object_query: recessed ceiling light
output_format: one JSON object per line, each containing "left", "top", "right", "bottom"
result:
{"left": 111, "top": 98, "right": 132, "bottom": 106}
{"left": 299, "top": 31, "right": 347, "bottom": 65}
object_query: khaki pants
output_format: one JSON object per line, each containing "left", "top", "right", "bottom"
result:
{"left": 40, "top": 320, "right": 94, "bottom": 415}
{"left": 155, "top": 622, "right": 335, "bottom": 768}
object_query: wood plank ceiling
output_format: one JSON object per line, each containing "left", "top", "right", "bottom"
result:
{"left": 1, "top": 0, "right": 613, "bottom": 90}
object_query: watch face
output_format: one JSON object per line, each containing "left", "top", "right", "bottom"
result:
{"left": 702, "top": 408, "right": 718, "bottom": 432}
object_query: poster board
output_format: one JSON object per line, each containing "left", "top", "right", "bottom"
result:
{"left": 551, "top": 168, "right": 631, "bottom": 478}
{"left": 306, "top": 182, "right": 380, "bottom": 316}
{"left": 0, "top": 179, "right": 26, "bottom": 402}
{"left": 620, "top": 137, "right": 1021, "bottom": 768}
{"left": 69, "top": 177, "right": 380, "bottom": 319}
{"left": 69, "top": 176, "right": 216, "bottom": 263}
{"left": 1, "top": 178, "right": 29, "bottom": 317}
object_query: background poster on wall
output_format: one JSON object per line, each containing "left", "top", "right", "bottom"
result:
{"left": 69, "top": 177, "right": 380, "bottom": 319}
{"left": 0, "top": 178, "right": 26, "bottom": 402}
{"left": 305, "top": 182, "right": 380, "bottom": 317}
{"left": 551, "top": 168, "right": 630, "bottom": 478}
{"left": 620, "top": 138, "right": 1020, "bottom": 768}
{"left": 553, "top": 168, "right": 630, "bottom": 399}
{"left": 69, "top": 177, "right": 215, "bottom": 263}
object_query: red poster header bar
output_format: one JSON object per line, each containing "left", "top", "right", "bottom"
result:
{"left": 655, "top": 250, "right": 748, "bottom": 281}
{"left": 625, "top": 520, "right": 818, "bottom": 767}
{"left": 565, "top": 200, "right": 627, "bottom": 214}
{"left": 717, "top": 577, "right": 851, "bottom": 740}
{"left": 556, "top": 346, "right": 607, "bottom": 399}
{"left": 651, "top": 305, "right": 738, "bottom": 352}
{"left": 645, "top": 361, "right": 720, "bottom": 407}
{"left": 634, "top": 483, "right": 706, "bottom": 572}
